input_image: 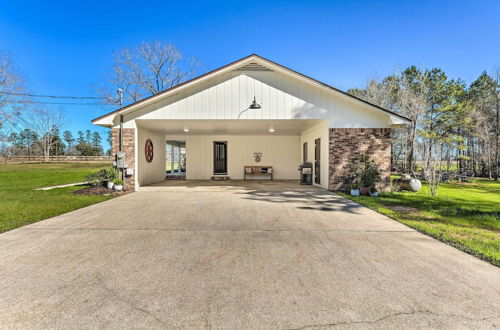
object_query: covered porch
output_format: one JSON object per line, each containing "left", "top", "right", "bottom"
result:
{"left": 135, "top": 119, "right": 329, "bottom": 190}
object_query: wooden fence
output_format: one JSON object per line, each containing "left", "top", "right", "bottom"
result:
{"left": 1, "top": 156, "right": 113, "bottom": 163}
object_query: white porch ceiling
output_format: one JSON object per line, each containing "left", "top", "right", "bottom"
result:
{"left": 136, "top": 119, "right": 324, "bottom": 135}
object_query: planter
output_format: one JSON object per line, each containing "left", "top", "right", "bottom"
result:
{"left": 350, "top": 189, "right": 360, "bottom": 196}
{"left": 114, "top": 184, "right": 123, "bottom": 191}
{"left": 107, "top": 181, "right": 114, "bottom": 189}
{"left": 360, "top": 186, "right": 370, "bottom": 196}
{"left": 370, "top": 191, "right": 379, "bottom": 197}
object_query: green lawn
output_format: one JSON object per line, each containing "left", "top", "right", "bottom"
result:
{"left": 0, "top": 162, "right": 114, "bottom": 233}
{"left": 166, "top": 161, "right": 180, "bottom": 173}
{"left": 340, "top": 179, "right": 500, "bottom": 266}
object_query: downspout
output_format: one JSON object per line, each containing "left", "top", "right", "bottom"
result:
{"left": 119, "top": 114, "right": 123, "bottom": 152}
{"left": 117, "top": 88, "right": 124, "bottom": 182}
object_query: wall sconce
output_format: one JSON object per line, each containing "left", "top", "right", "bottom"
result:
{"left": 238, "top": 96, "right": 262, "bottom": 119}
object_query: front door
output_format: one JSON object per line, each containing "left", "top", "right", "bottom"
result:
{"left": 315, "top": 138, "right": 320, "bottom": 184}
{"left": 213, "top": 141, "right": 227, "bottom": 175}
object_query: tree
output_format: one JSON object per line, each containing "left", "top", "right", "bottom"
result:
{"left": 85, "top": 129, "right": 92, "bottom": 144}
{"left": 0, "top": 51, "right": 27, "bottom": 138}
{"left": 91, "top": 131, "right": 102, "bottom": 147}
{"left": 63, "top": 130, "right": 75, "bottom": 154}
{"left": 75, "top": 142, "right": 102, "bottom": 156}
{"left": 106, "top": 129, "right": 112, "bottom": 155}
{"left": 50, "top": 128, "right": 66, "bottom": 156}
{"left": 77, "top": 131, "right": 85, "bottom": 144}
{"left": 30, "top": 107, "right": 66, "bottom": 161}
{"left": 349, "top": 69, "right": 425, "bottom": 173}
{"left": 99, "top": 41, "right": 197, "bottom": 105}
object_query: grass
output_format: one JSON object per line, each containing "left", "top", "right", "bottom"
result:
{"left": 339, "top": 178, "right": 500, "bottom": 266}
{"left": 166, "top": 161, "right": 180, "bottom": 173}
{"left": 0, "top": 162, "right": 114, "bottom": 233}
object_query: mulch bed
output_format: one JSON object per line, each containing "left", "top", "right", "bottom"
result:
{"left": 73, "top": 186, "right": 127, "bottom": 196}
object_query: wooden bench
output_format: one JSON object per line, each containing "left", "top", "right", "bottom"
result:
{"left": 244, "top": 166, "right": 273, "bottom": 180}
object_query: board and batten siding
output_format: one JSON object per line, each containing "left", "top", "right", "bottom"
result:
{"left": 164, "top": 134, "right": 301, "bottom": 181}
{"left": 300, "top": 121, "right": 329, "bottom": 189}
{"left": 118, "top": 70, "right": 391, "bottom": 129}
{"left": 137, "top": 127, "right": 166, "bottom": 186}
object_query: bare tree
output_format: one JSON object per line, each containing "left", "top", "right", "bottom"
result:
{"left": 29, "top": 106, "right": 66, "bottom": 161}
{"left": 99, "top": 41, "right": 197, "bottom": 105}
{"left": 0, "top": 51, "right": 27, "bottom": 138}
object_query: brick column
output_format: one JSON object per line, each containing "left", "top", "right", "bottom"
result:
{"left": 112, "top": 128, "right": 136, "bottom": 191}
{"left": 329, "top": 128, "right": 392, "bottom": 191}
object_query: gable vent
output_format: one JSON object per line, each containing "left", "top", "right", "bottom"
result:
{"left": 235, "top": 62, "right": 273, "bottom": 72}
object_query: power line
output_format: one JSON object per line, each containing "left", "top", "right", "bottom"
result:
{"left": 6, "top": 100, "right": 115, "bottom": 106}
{"left": 0, "top": 91, "right": 109, "bottom": 100}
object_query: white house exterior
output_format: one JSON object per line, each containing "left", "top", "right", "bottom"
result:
{"left": 93, "top": 54, "right": 410, "bottom": 191}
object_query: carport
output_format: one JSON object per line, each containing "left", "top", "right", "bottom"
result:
{"left": 135, "top": 119, "right": 329, "bottom": 190}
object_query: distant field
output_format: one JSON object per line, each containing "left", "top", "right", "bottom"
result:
{"left": 0, "top": 162, "right": 114, "bottom": 233}
{"left": 340, "top": 178, "right": 500, "bottom": 266}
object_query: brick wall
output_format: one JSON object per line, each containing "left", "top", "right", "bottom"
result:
{"left": 112, "top": 128, "right": 136, "bottom": 191}
{"left": 329, "top": 128, "right": 392, "bottom": 191}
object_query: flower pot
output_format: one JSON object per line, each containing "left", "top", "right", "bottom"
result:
{"left": 360, "top": 187, "right": 370, "bottom": 196}
{"left": 114, "top": 184, "right": 123, "bottom": 191}
{"left": 350, "top": 189, "right": 360, "bottom": 196}
{"left": 370, "top": 191, "right": 379, "bottom": 197}
{"left": 107, "top": 181, "right": 114, "bottom": 189}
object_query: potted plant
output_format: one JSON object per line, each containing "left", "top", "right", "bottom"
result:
{"left": 106, "top": 168, "right": 118, "bottom": 189}
{"left": 370, "top": 187, "right": 379, "bottom": 197}
{"left": 355, "top": 156, "right": 382, "bottom": 196}
{"left": 113, "top": 179, "right": 123, "bottom": 191}
{"left": 350, "top": 183, "right": 360, "bottom": 196}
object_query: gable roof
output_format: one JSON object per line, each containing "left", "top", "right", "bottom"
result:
{"left": 92, "top": 54, "right": 411, "bottom": 125}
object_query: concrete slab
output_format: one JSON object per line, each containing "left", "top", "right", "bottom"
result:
{"left": 0, "top": 181, "right": 498, "bottom": 329}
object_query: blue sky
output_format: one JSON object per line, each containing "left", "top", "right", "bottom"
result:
{"left": 1, "top": 0, "right": 499, "bottom": 148}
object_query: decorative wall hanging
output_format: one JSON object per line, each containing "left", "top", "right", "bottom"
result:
{"left": 253, "top": 152, "right": 262, "bottom": 163}
{"left": 145, "top": 139, "right": 154, "bottom": 163}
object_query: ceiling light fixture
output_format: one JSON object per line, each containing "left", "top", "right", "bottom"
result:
{"left": 268, "top": 128, "right": 275, "bottom": 133}
{"left": 183, "top": 128, "right": 190, "bottom": 132}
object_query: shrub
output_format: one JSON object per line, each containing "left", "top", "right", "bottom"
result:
{"left": 114, "top": 179, "right": 123, "bottom": 185}
{"left": 106, "top": 168, "right": 119, "bottom": 182}
{"left": 355, "top": 156, "right": 382, "bottom": 188}
{"left": 85, "top": 169, "right": 108, "bottom": 186}
{"left": 85, "top": 167, "right": 119, "bottom": 186}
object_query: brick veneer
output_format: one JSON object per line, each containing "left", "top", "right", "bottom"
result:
{"left": 112, "top": 128, "right": 136, "bottom": 191}
{"left": 329, "top": 128, "right": 392, "bottom": 191}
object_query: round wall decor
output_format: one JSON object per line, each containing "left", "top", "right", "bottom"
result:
{"left": 145, "top": 139, "right": 154, "bottom": 163}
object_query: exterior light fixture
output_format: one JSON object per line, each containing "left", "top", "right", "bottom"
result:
{"left": 249, "top": 96, "right": 261, "bottom": 109}
{"left": 238, "top": 96, "right": 262, "bottom": 119}
{"left": 183, "top": 128, "right": 190, "bottom": 132}
{"left": 268, "top": 128, "right": 275, "bottom": 133}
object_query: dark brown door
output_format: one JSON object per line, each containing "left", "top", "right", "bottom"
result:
{"left": 213, "top": 141, "right": 227, "bottom": 175}
{"left": 315, "top": 138, "right": 320, "bottom": 184}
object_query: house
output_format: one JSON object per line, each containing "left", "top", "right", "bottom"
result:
{"left": 92, "top": 54, "right": 410, "bottom": 191}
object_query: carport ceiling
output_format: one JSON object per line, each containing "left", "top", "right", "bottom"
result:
{"left": 136, "top": 119, "right": 324, "bottom": 135}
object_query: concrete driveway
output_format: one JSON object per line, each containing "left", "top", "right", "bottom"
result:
{"left": 0, "top": 181, "right": 498, "bottom": 329}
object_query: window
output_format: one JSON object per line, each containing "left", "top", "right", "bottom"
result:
{"left": 303, "top": 142, "right": 308, "bottom": 162}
